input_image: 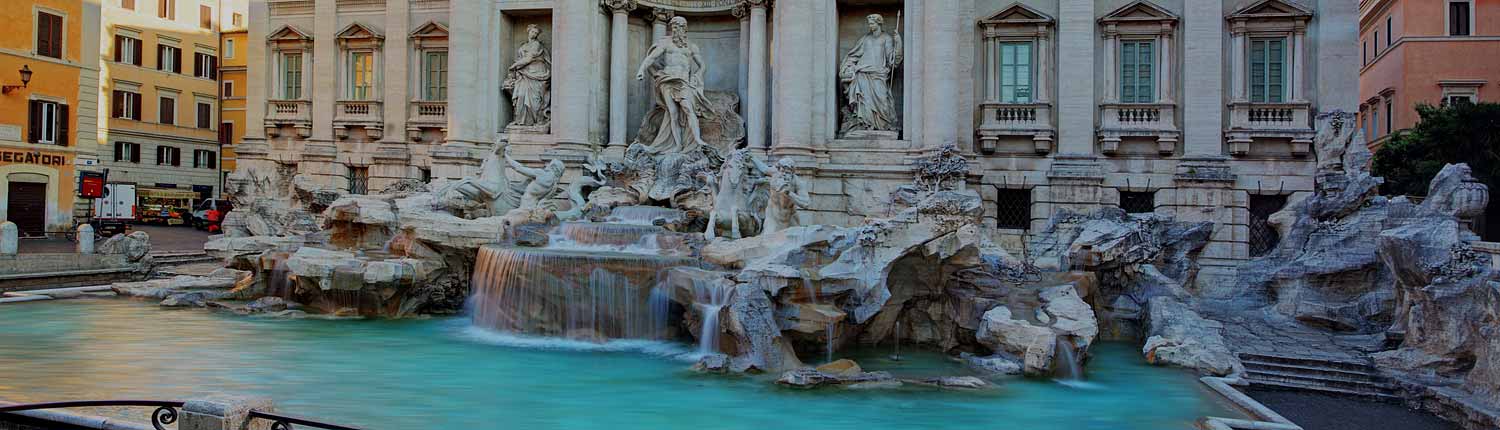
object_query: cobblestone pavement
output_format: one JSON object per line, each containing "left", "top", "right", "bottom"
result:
{"left": 1203, "top": 309, "right": 1382, "bottom": 362}
{"left": 16, "top": 225, "right": 211, "bottom": 254}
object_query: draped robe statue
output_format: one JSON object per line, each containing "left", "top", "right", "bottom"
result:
{"left": 839, "top": 14, "right": 903, "bottom": 135}
{"left": 635, "top": 16, "right": 714, "bottom": 155}
{"left": 505, "top": 25, "right": 551, "bottom": 130}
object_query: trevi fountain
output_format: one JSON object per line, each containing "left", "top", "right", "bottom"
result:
{"left": 2, "top": 1, "right": 1498, "bottom": 430}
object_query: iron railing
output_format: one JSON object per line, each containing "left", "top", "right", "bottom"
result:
{"left": 0, "top": 400, "right": 359, "bottom": 430}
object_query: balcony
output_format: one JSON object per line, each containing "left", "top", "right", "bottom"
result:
{"left": 975, "top": 102, "right": 1055, "bottom": 154}
{"left": 1227, "top": 101, "right": 1314, "bottom": 157}
{"left": 406, "top": 100, "right": 448, "bottom": 142}
{"left": 334, "top": 100, "right": 384, "bottom": 140}
{"left": 1098, "top": 102, "right": 1179, "bottom": 155}
{"left": 264, "top": 99, "right": 311, "bottom": 138}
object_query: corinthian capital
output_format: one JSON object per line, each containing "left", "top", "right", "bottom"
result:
{"left": 651, "top": 7, "right": 674, "bottom": 24}
{"left": 601, "top": 0, "right": 637, "bottom": 14}
{"left": 731, "top": 4, "right": 748, "bottom": 19}
{"left": 745, "top": 0, "right": 771, "bottom": 9}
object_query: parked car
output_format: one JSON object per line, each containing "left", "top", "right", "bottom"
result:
{"left": 190, "top": 199, "right": 235, "bottom": 231}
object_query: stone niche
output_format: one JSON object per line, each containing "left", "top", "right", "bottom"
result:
{"left": 499, "top": 10, "right": 553, "bottom": 144}
{"left": 625, "top": 12, "right": 745, "bottom": 145}
{"left": 835, "top": 0, "right": 905, "bottom": 140}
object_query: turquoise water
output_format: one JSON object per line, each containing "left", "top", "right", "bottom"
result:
{"left": 0, "top": 299, "right": 1236, "bottom": 429}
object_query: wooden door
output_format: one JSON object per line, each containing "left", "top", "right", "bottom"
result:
{"left": 7, "top": 182, "right": 47, "bottom": 237}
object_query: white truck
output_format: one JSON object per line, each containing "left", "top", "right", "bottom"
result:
{"left": 92, "top": 183, "right": 136, "bottom": 237}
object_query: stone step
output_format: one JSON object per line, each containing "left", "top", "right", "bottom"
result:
{"left": 1245, "top": 369, "right": 1395, "bottom": 395}
{"left": 152, "top": 253, "right": 217, "bottom": 265}
{"left": 1242, "top": 359, "right": 1385, "bottom": 383}
{"left": 1238, "top": 352, "right": 1377, "bottom": 373}
{"left": 1247, "top": 378, "right": 1401, "bottom": 401}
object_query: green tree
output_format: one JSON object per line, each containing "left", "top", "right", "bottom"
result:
{"left": 1372, "top": 102, "right": 1500, "bottom": 239}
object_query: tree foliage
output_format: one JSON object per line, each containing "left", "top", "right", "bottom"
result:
{"left": 1372, "top": 102, "right": 1500, "bottom": 239}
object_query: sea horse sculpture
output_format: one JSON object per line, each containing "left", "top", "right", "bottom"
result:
{"left": 705, "top": 149, "right": 763, "bottom": 240}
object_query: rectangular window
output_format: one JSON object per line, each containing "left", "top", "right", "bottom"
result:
{"left": 199, "top": 5, "right": 211, "bottom": 29}
{"left": 1444, "top": 94, "right": 1476, "bottom": 106}
{"left": 115, "top": 35, "right": 142, "bottom": 66}
{"left": 1362, "top": 39, "right": 1368, "bottom": 65}
{"left": 159, "top": 96, "right": 175, "bottom": 125}
{"left": 1120, "top": 40, "right": 1155, "bottom": 103}
{"left": 197, "top": 102, "right": 211, "bottom": 129}
{"left": 27, "top": 100, "right": 65, "bottom": 145}
{"left": 157, "top": 0, "right": 174, "bottom": 19}
{"left": 156, "top": 146, "right": 181, "bottom": 166}
{"left": 193, "top": 149, "right": 217, "bottom": 169}
{"left": 225, "top": 39, "right": 234, "bottom": 59}
{"left": 194, "top": 52, "right": 217, "bottom": 79}
{"left": 112, "top": 90, "right": 142, "bottom": 120}
{"left": 219, "top": 121, "right": 233, "bottom": 145}
{"left": 1371, "top": 104, "right": 1380, "bottom": 136}
{"left": 232, "top": 13, "right": 242, "bottom": 27}
{"left": 347, "top": 167, "right": 369, "bottom": 195}
{"left": 1119, "top": 191, "right": 1155, "bottom": 214}
{"left": 223, "top": 80, "right": 234, "bottom": 97}
{"left": 122, "top": 0, "right": 134, "bottom": 10}
{"left": 115, "top": 142, "right": 141, "bottom": 163}
{"left": 994, "top": 188, "right": 1032, "bottom": 230}
{"left": 159, "top": 45, "right": 181, "bottom": 73}
{"left": 1249, "top": 38, "right": 1286, "bottom": 103}
{"left": 424, "top": 51, "right": 448, "bottom": 101}
{"left": 997, "top": 42, "right": 1032, "bottom": 104}
{"left": 1450, "top": 2, "right": 1472, "bottom": 36}
{"left": 1386, "top": 17, "right": 1393, "bottom": 47}
{"left": 35, "top": 12, "right": 63, "bottom": 59}
{"left": 280, "top": 53, "right": 302, "bottom": 99}
{"left": 1385, "top": 99, "right": 1393, "bottom": 134}
{"left": 348, "top": 52, "right": 374, "bottom": 100}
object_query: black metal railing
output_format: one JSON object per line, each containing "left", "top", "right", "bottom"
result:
{"left": 0, "top": 400, "right": 359, "bottom": 430}
{"left": 0, "top": 400, "right": 184, "bottom": 430}
{"left": 248, "top": 410, "right": 362, "bottom": 430}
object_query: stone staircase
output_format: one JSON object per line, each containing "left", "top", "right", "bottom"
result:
{"left": 1240, "top": 353, "right": 1399, "bottom": 400}
{"left": 150, "top": 251, "right": 218, "bottom": 266}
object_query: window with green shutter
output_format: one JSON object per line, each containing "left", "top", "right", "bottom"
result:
{"left": 1120, "top": 40, "right": 1154, "bottom": 103}
{"left": 998, "top": 42, "right": 1032, "bottom": 103}
{"left": 280, "top": 53, "right": 302, "bottom": 99}
{"left": 1250, "top": 38, "right": 1286, "bottom": 103}
{"left": 425, "top": 51, "right": 448, "bottom": 101}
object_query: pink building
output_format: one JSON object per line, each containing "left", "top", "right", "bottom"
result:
{"left": 1358, "top": 0, "right": 1500, "bottom": 149}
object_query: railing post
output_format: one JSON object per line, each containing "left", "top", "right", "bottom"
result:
{"left": 180, "top": 395, "right": 275, "bottom": 430}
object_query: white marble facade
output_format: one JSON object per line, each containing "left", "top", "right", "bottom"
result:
{"left": 237, "top": 0, "right": 1358, "bottom": 276}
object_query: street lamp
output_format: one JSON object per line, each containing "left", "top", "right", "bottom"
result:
{"left": 2, "top": 65, "right": 32, "bottom": 94}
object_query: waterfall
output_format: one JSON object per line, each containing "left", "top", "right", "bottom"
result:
{"left": 889, "top": 320, "right": 903, "bottom": 361}
{"left": 605, "top": 206, "right": 686, "bottom": 226}
{"left": 470, "top": 245, "right": 697, "bottom": 340}
{"left": 824, "top": 322, "right": 836, "bottom": 364}
{"left": 1054, "top": 336, "right": 1084, "bottom": 380}
{"left": 262, "top": 252, "right": 295, "bottom": 299}
{"left": 694, "top": 281, "right": 734, "bottom": 355}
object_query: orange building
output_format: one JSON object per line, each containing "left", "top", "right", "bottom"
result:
{"left": 1359, "top": 0, "right": 1500, "bottom": 149}
{"left": 0, "top": 0, "right": 101, "bottom": 237}
{"left": 219, "top": 1, "right": 247, "bottom": 178}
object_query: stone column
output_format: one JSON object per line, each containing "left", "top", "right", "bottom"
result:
{"left": 551, "top": 0, "right": 607, "bottom": 154}
{"left": 1035, "top": 27, "right": 1051, "bottom": 103}
{"left": 1292, "top": 24, "right": 1306, "bottom": 102}
{"left": 311, "top": 0, "right": 337, "bottom": 142}
{"left": 747, "top": 0, "right": 770, "bottom": 149}
{"left": 733, "top": 5, "right": 749, "bottom": 110}
{"left": 1102, "top": 25, "right": 1117, "bottom": 103}
{"left": 1055, "top": 0, "right": 1095, "bottom": 155}
{"left": 444, "top": 0, "right": 500, "bottom": 147}
{"left": 921, "top": 0, "right": 960, "bottom": 149}
{"left": 1316, "top": 0, "right": 1359, "bottom": 112}
{"left": 1182, "top": 0, "right": 1224, "bottom": 156}
{"left": 651, "top": 8, "right": 672, "bottom": 42}
{"left": 243, "top": 0, "right": 270, "bottom": 143}
{"left": 179, "top": 394, "right": 274, "bottom": 430}
{"left": 383, "top": 0, "right": 410, "bottom": 144}
{"left": 604, "top": 0, "right": 636, "bottom": 147}
{"left": 1158, "top": 27, "right": 1173, "bottom": 103}
{"left": 1230, "top": 22, "right": 1247, "bottom": 102}
{"left": 771, "top": 0, "right": 814, "bottom": 157}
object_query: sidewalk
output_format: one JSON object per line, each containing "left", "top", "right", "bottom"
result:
{"left": 15, "top": 225, "right": 211, "bottom": 254}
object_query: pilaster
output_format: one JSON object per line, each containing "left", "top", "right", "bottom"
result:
{"left": 919, "top": 0, "right": 960, "bottom": 151}
{"left": 1055, "top": 0, "right": 1095, "bottom": 156}
{"left": 1182, "top": 0, "right": 1224, "bottom": 157}
{"left": 445, "top": 0, "right": 501, "bottom": 147}
{"left": 770, "top": 0, "right": 814, "bottom": 160}
{"left": 311, "top": 0, "right": 337, "bottom": 142}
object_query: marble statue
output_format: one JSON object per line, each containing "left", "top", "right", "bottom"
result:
{"left": 505, "top": 146, "right": 566, "bottom": 209}
{"left": 636, "top": 16, "right": 714, "bottom": 154}
{"left": 759, "top": 157, "right": 811, "bottom": 235}
{"left": 505, "top": 24, "right": 551, "bottom": 131}
{"left": 839, "top": 13, "right": 903, "bottom": 137}
{"left": 705, "top": 149, "right": 762, "bottom": 240}
{"left": 435, "top": 139, "right": 520, "bottom": 218}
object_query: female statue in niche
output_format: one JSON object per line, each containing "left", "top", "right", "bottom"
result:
{"left": 505, "top": 24, "right": 551, "bottom": 130}
{"left": 839, "top": 13, "right": 902, "bottom": 137}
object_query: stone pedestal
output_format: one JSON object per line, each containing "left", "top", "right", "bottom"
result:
{"left": 1035, "top": 156, "right": 1115, "bottom": 231}
{"left": 179, "top": 394, "right": 275, "bottom": 430}
{"left": 76, "top": 224, "right": 94, "bottom": 254}
{"left": 1165, "top": 157, "right": 1248, "bottom": 292}
{"left": 0, "top": 221, "right": 16, "bottom": 255}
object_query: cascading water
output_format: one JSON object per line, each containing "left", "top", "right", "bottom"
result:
{"left": 693, "top": 281, "right": 734, "bottom": 355}
{"left": 1054, "top": 336, "right": 1084, "bottom": 381}
{"left": 261, "top": 252, "right": 295, "bottom": 299}
{"left": 470, "top": 218, "right": 701, "bottom": 341}
{"left": 605, "top": 205, "right": 687, "bottom": 226}
{"left": 824, "top": 323, "right": 836, "bottom": 364}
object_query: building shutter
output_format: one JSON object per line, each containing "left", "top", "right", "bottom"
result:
{"left": 35, "top": 14, "right": 50, "bottom": 58}
{"left": 114, "top": 142, "right": 124, "bottom": 162}
{"left": 48, "top": 13, "right": 62, "bottom": 58}
{"left": 133, "top": 40, "right": 142, "bottom": 66}
{"left": 56, "top": 104, "right": 68, "bottom": 146}
{"left": 208, "top": 152, "right": 217, "bottom": 169}
{"left": 114, "top": 35, "right": 123, "bottom": 62}
{"left": 210, "top": 55, "right": 218, "bottom": 79}
{"left": 132, "top": 94, "right": 142, "bottom": 120}
{"left": 131, "top": 143, "right": 141, "bottom": 162}
{"left": 27, "top": 100, "right": 41, "bottom": 143}
{"left": 173, "top": 49, "right": 182, "bottom": 73}
{"left": 112, "top": 91, "right": 124, "bottom": 118}
{"left": 157, "top": 45, "right": 165, "bottom": 70}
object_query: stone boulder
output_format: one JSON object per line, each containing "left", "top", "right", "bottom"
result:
{"left": 1142, "top": 297, "right": 1241, "bottom": 376}
{"left": 98, "top": 231, "right": 151, "bottom": 262}
{"left": 776, "top": 367, "right": 896, "bottom": 389}
{"left": 724, "top": 284, "right": 803, "bottom": 373}
{"left": 111, "top": 273, "right": 243, "bottom": 300}
{"left": 204, "top": 235, "right": 304, "bottom": 267}
{"left": 975, "top": 284, "right": 1098, "bottom": 376}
